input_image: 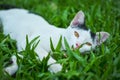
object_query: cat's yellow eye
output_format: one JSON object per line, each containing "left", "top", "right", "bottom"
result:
{"left": 86, "top": 42, "right": 92, "bottom": 46}
{"left": 74, "top": 31, "right": 79, "bottom": 38}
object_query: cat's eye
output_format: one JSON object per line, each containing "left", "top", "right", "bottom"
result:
{"left": 86, "top": 42, "right": 92, "bottom": 46}
{"left": 74, "top": 31, "right": 79, "bottom": 38}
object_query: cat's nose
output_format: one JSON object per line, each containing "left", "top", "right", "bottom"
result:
{"left": 76, "top": 43, "right": 80, "bottom": 48}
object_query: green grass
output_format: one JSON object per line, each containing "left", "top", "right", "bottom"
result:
{"left": 0, "top": 0, "right": 120, "bottom": 80}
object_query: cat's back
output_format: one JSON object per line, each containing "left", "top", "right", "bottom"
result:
{"left": 0, "top": 8, "right": 50, "bottom": 38}
{"left": 0, "top": 8, "right": 49, "bottom": 26}
{"left": 0, "top": 8, "right": 28, "bottom": 15}
{"left": 0, "top": 9, "right": 30, "bottom": 21}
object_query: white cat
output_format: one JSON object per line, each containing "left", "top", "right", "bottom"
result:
{"left": 0, "top": 8, "right": 110, "bottom": 75}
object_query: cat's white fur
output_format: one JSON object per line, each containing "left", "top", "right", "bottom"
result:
{"left": 0, "top": 9, "right": 109, "bottom": 75}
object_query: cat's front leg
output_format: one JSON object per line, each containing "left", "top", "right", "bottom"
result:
{"left": 48, "top": 57, "right": 62, "bottom": 73}
{"left": 4, "top": 55, "right": 18, "bottom": 75}
{"left": 35, "top": 47, "right": 62, "bottom": 73}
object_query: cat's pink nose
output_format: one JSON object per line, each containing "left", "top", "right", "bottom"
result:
{"left": 76, "top": 43, "right": 80, "bottom": 48}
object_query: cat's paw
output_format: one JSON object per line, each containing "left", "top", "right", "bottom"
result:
{"left": 4, "top": 55, "right": 18, "bottom": 75}
{"left": 48, "top": 63, "right": 62, "bottom": 73}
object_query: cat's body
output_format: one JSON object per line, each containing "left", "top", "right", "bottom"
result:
{"left": 0, "top": 8, "right": 110, "bottom": 75}
{"left": 0, "top": 9, "right": 64, "bottom": 51}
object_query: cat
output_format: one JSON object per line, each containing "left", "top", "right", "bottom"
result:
{"left": 0, "top": 8, "right": 110, "bottom": 75}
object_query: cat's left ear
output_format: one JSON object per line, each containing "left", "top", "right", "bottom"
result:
{"left": 70, "top": 11, "right": 85, "bottom": 27}
{"left": 95, "top": 32, "right": 110, "bottom": 45}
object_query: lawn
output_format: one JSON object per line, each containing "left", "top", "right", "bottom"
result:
{"left": 0, "top": 0, "right": 120, "bottom": 80}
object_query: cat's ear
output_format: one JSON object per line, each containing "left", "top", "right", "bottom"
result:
{"left": 95, "top": 32, "right": 110, "bottom": 45}
{"left": 70, "top": 11, "right": 85, "bottom": 27}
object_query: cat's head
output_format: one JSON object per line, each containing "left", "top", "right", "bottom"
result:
{"left": 66, "top": 11, "right": 110, "bottom": 53}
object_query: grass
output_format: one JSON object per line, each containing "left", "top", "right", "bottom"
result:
{"left": 0, "top": 0, "right": 120, "bottom": 80}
